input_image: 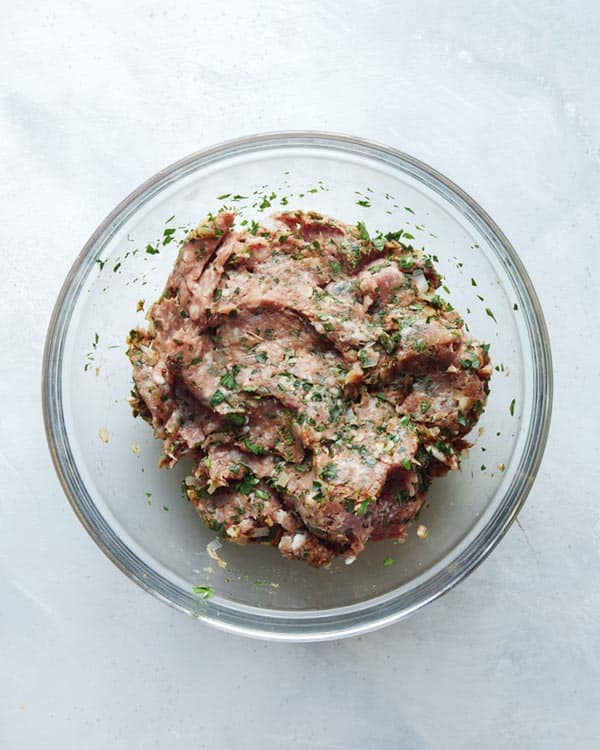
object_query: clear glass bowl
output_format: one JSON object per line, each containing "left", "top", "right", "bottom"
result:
{"left": 43, "top": 132, "right": 552, "bottom": 641}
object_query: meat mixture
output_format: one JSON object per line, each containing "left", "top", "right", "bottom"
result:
{"left": 127, "top": 210, "right": 491, "bottom": 567}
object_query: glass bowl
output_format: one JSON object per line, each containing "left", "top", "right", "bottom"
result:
{"left": 43, "top": 132, "right": 552, "bottom": 641}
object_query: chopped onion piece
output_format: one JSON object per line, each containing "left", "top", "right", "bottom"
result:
{"left": 428, "top": 445, "right": 450, "bottom": 463}
{"left": 207, "top": 538, "right": 222, "bottom": 555}
{"left": 291, "top": 533, "right": 306, "bottom": 552}
{"left": 413, "top": 269, "right": 429, "bottom": 296}
{"left": 360, "top": 348, "right": 380, "bottom": 368}
{"left": 276, "top": 470, "right": 290, "bottom": 488}
{"left": 207, "top": 537, "right": 227, "bottom": 568}
{"left": 251, "top": 527, "right": 271, "bottom": 539}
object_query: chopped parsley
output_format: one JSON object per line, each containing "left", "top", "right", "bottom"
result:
{"left": 220, "top": 365, "right": 241, "bottom": 390}
{"left": 193, "top": 586, "right": 213, "bottom": 600}
{"left": 460, "top": 354, "right": 479, "bottom": 370}
{"left": 434, "top": 439, "right": 451, "bottom": 455}
{"left": 356, "top": 221, "right": 370, "bottom": 241}
{"left": 243, "top": 436, "right": 266, "bottom": 455}
{"left": 162, "top": 228, "right": 176, "bottom": 246}
{"left": 321, "top": 463, "right": 338, "bottom": 482}
{"left": 237, "top": 475, "right": 259, "bottom": 494}
{"left": 209, "top": 389, "right": 229, "bottom": 407}
{"left": 354, "top": 499, "right": 371, "bottom": 516}
{"left": 224, "top": 413, "right": 245, "bottom": 426}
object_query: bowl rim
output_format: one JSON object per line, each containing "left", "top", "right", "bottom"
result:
{"left": 42, "top": 130, "right": 553, "bottom": 641}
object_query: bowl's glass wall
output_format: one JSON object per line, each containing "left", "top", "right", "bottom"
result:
{"left": 45, "top": 134, "right": 550, "bottom": 639}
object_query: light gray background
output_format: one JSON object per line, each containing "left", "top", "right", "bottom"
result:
{"left": 2, "top": 2, "right": 599, "bottom": 748}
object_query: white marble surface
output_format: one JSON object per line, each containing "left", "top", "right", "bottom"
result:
{"left": 2, "top": 1, "right": 599, "bottom": 747}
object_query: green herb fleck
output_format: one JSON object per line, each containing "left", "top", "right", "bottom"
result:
{"left": 193, "top": 586, "right": 213, "bottom": 600}
{"left": 509, "top": 398, "right": 516, "bottom": 416}
{"left": 237, "top": 475, "right": 259, "bottom": 494}
{"left": 434, "top": 440, "right": 451, "bottom": 455}
{"left": 354, "top": 499, "right": 371, "bottom": 516}
{"left": 209, "top": 389, "right": 229, "bottom": 407}
{"left": 356, "top": 221, "right": 370, "bottom": 242}
{"left": 162, "top": 228, "right": 176, "bottom": 245}
{"left": 224, "top": 413, "right": 245, "bottom": 427}
{"left": 243, "top": 437, "right": 266, "bottom": 455}
{"left": 321, "top": 463, "right": 338, "bottom": 482}
{"left": 485, "top": 307, "right": 497, "bottom": 323}
{"left": 220, "top": 365, "right": 240, "bottom": 390}
{"left": 383, "top": 556, "right": 394, "bottom": 567}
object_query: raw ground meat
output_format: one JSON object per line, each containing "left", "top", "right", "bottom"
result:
{"left": 127, "top": 209, "right": 491, "bottom": 567}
